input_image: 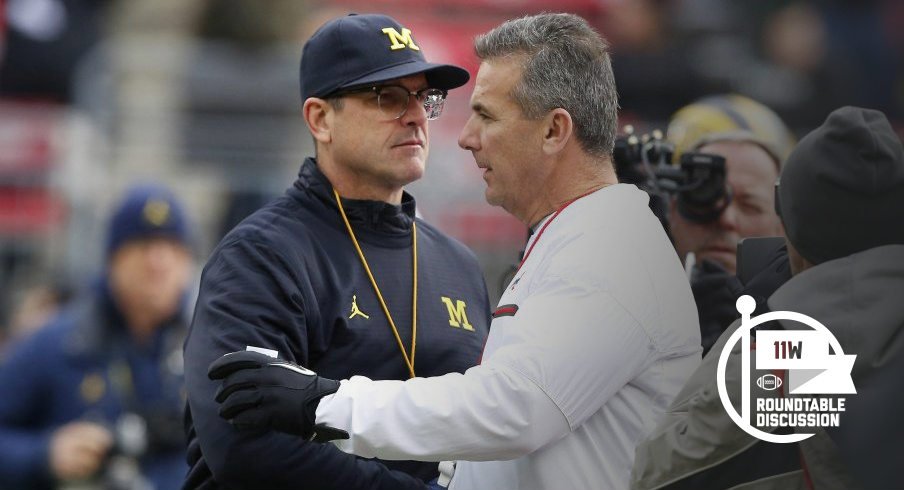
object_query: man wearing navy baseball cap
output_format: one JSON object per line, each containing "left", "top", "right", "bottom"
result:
{"left": 0, "top": 184, "right": 194, "bottom": 490}
{"left": 184, "top": 13, "right": 490, "bottom": 490}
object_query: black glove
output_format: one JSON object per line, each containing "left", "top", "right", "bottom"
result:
{"left": 692, "top": 248, "right": 792, "bottom": 354}
{"left": 691, "top": 259, "right": 743, "bottom": 356}
{"left": 738, "top": 244, "right": 791, "bottom": 318}
{"left": 207, "top": 351, "right": 349, "bottom": 442}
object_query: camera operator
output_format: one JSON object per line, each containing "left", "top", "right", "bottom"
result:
{"left": 666, "top": 95, "right": 796, "bottom": 354}
{"left": 631, "top": 106, "right": 904, "bottom": 490}
{"left": 0, "top": 184, "right": 194, "bottom": 489}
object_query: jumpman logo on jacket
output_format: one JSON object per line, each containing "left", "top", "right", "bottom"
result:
{"left": 348, "top": 295, "right": 370, "bottom": 320}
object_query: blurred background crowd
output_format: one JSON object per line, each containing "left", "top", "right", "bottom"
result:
{"left": 0, "top": 0, "right": 902, "bottom": 347}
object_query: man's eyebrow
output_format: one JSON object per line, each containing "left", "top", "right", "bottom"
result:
{"left": 471, "top": 101, "right": 490, "bottom": 113}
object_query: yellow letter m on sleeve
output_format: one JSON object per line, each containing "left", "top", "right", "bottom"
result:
{"left": 381, "top": 27, "right": 420, "bottom": 51}
{"left": 441, "top": 297, "right": 474, "bottom": 331}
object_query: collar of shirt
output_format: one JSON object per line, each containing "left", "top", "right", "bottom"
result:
{"left": 526, "top": 213, "right": 554, "bottom": 251}
{"left": 292, "top": 157, "right": 417, "bottom": 237}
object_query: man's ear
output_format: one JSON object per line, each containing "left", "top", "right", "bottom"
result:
{"left": 304, "top": 98, "right": 333, "bottom": 145}
{"left": 541, "top": 108, "right": 574, "bottom": 156}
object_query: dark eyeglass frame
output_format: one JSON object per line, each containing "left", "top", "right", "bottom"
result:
{"left": 329, "top": 84, "right": 448, "bottom": 121}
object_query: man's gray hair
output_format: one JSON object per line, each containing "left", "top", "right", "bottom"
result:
{"left": 475, "top": 13, "right": 619, "bottom": 157}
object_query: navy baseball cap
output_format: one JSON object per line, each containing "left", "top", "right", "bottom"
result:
{"left": 105, "top": 184, "right": 191, "bottom": 259}
{"left": 300, "top": 13, "right": 470, "bottom": 100}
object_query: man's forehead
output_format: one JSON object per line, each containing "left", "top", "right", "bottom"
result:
{"left": 700, "top": 141, "right": 779, "bottom": 177}
{"left": 471, "top": 60, "right": 522, "bottom": 105}
{"left": 699, "top": 140, "right": 779, "bottom": 169}
{"left": 475, "top": 58, "right": 523, "bottom": 85}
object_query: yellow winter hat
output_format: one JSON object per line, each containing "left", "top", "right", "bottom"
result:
{"left": 667, "top": 94, "right": 796, "bottom": 168}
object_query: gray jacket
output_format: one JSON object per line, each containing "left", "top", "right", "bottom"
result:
{"left": 631, "top": 245, "right": 904, "bottom": 490}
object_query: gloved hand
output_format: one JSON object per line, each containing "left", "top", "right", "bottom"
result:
{"left": 208, "top": 351, "right": 349, "bottom": 442}
{"left": 739, "top": 244, "right": 790, "bottom": 317}
{"left": 691, "top": 259, "right": 743, "bottom": 355}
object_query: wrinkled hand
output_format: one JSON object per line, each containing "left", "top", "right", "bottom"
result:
{"left": 208, "top": 351, "right": 348, "bottom": 442}
{"left": 49, "top": 421, "right": 113, "bottom": 481}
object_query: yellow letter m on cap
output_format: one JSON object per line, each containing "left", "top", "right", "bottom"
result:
{"left": 381, "top": 27, "right": 420, "bottom": 51}
{"left": 441, "top": 297, "right": 474, "bottom": 331}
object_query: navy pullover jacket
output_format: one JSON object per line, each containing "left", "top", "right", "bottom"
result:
{"left": 184, "top": 159, "right": 490, "bottom": 489}
{"left": 0, "top": 280, "right": 188, "bottom": 489}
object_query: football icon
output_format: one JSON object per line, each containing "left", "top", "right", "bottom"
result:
{"left": 757, "top": 374, "right": 782, "bottom": 391}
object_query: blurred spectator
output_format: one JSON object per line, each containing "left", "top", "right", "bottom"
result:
{"left": 631, "top": 106, "right": 904, "bottom": 490}
{"left": 751, "top": 2, "right": 854, "bottom": 133}
{"left": 666, "top": 94, "right": 795, "bottom": 354}
{"left": 0, "top": 184, "right": 194, "bottom": 489}
{"left": 606, "top": 0, "right": 724, "bottom": 125}
{"left": 816, "top": 1, "right": 902, "bottom": 121}
{"left": 0, "top": 0, "right": 110, "bottom": 102}
{"left": 668, "top": 0, "right": 902, "bottom": 134}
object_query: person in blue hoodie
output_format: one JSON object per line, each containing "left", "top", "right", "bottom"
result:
{"left": 182, "top": 13, "right": 491, "bottom": 490}
{"left": 0, "top": 184, "right": 195, "bottom": 489}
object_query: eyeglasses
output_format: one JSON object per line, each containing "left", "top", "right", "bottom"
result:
{"left": 332, "top": 85, "right": 448, "bottom": 120}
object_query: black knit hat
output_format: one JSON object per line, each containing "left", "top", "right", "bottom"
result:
{"left": 776, "top": 106, "right": 904, "bottom": 265}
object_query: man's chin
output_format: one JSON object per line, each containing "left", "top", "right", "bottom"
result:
{"left": 393, "top": 162, "right": 425, "bottom": 186}
{"left": 484, "top": 189, "right": 503, "bottom": 207}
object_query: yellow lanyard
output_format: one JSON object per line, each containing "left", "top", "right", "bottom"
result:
{"left": 333, "top": 188, "right": 417, "bottom": 379}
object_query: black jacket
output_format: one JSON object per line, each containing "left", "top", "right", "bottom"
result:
{"left": 184, "top": 159, "right": 490, "bottom": 489}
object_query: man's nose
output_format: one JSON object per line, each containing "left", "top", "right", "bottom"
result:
{"left": 458, "top": 116, "right": 479, "bottom": 151}
{"left": 400, "top": 94, "right": 428, "bottom": 126}
{"left": 717, "top": 202, "right": 740, "bottom": 231}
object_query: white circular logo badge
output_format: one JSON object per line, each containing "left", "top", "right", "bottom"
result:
{"left": 716, "top": 296, "right": 857, "bottom": 443}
